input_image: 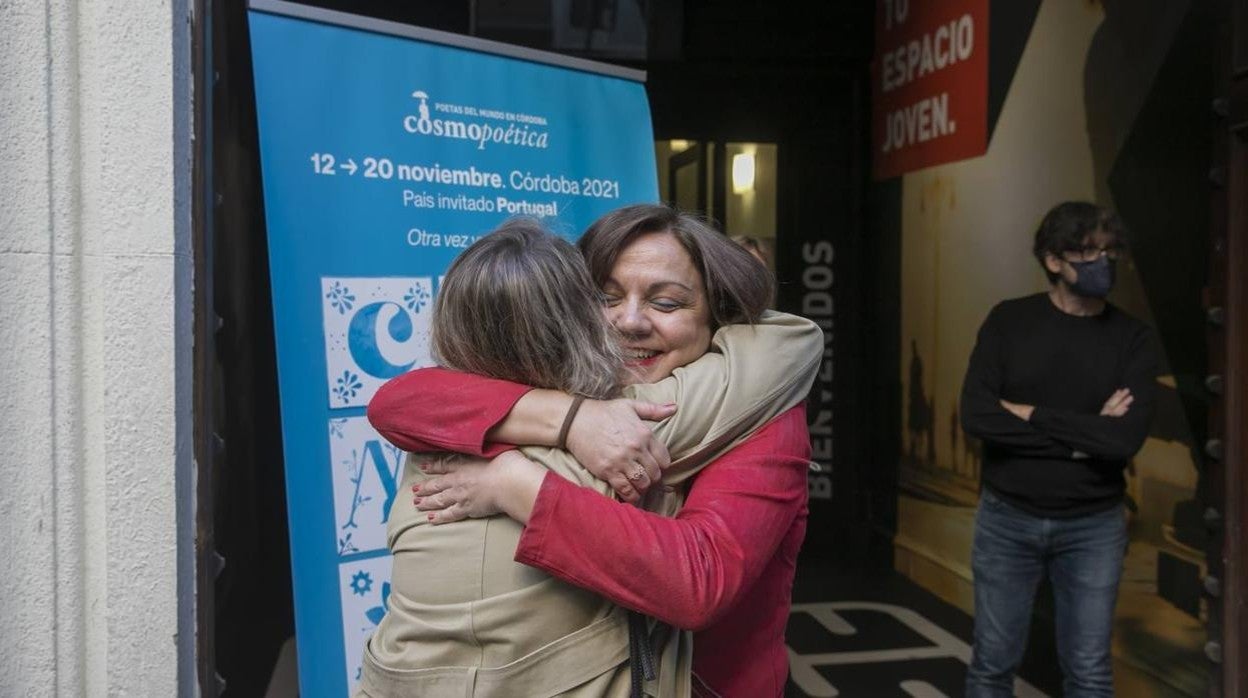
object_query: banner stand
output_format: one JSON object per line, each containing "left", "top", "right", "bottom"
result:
{"left": 247, "top": 3, "right": 659, "bottom": 694}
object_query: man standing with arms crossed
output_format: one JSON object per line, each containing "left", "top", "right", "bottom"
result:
{"left": 961, "top": 201, "right": 1159, "bottom": 697}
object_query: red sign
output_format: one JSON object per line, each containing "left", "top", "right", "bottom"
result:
{"left": 872, "top": 0, "right": 989, "bottom": 179}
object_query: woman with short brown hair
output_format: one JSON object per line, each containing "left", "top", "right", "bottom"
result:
{"left": 371, "top": 204, "right": 821, "bottom": 696}
{"left": 361, "top": 210, "right": 820, "bottom": 697}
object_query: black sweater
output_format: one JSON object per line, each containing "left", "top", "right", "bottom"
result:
{"left": 959, "top": 293, "right": 1159, "bottom": 517}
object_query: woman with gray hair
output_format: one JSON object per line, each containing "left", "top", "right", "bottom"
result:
{"left": 360, "top": 213, "right": 820, "bottom": 697}
{"left": 369, "top": 204, "right": 821, "bottom": 697}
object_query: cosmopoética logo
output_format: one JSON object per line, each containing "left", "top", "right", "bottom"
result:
{"left": 403, "top": 90, "right": 551, "bottom": 151}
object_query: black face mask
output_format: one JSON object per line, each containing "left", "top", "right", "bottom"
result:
{"left": 1069, "top": 256, "right": 1116, "bottom": 298}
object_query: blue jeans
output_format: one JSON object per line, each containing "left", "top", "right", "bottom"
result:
{"left": 965, "top": 489, "right": 1127, "bottom": 698}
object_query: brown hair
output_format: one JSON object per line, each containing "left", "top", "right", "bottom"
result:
{"left": 578, "top": 204, "right": 773, "bottom": 328}
{"left": 432, "top": 219, "right": 621, "bottom": 399}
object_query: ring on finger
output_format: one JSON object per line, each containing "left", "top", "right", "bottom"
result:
{"left": 627, "top": 463, "right": 647, "bottom": 481}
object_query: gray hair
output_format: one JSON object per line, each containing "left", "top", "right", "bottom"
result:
{"left": 431, "top": 219, "right": 622, "bottom": 399}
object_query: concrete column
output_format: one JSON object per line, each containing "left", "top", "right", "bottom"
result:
{"left": 0, "top": 1, "right": 194, "bottom": 695}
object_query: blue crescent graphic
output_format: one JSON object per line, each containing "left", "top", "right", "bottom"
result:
{"left": 348, "top": 301, "right": 419, "bottom": 379}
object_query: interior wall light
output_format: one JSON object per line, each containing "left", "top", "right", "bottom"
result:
{"left": 732, "top": 152, "right": 755, "bottom": 193}
{"left": 670, "top": 139, "right": 691, "bottom": 152}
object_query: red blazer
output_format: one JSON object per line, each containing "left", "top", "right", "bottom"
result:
{"left": 368, "top": 368, "right": 811, "bottom": 697}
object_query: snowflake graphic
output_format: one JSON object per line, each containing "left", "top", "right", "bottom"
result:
{"left": 366, "top": 582, "right": 392, "bottom": 626}
{"left": 333, "top": 371, "right": 364, "bottom": 403}
{"left": 382, "top": 443, "right": 400, "bottom": 462}
{"left": 403, "top": 284, "right": 430, "bottom": 314}
{"left": 338, "top": 532, "right": 359, "bottom": 556}
{"left": 350, "top": 570, "right": 373, "bottom": 596}
{"left": 343, "top": 450, "right": 360, "bottom": 477}
{"left": 352, "top": 492, "right": 373, "bottom": 516}
{"left": 328, "top": 418, "right": 347, "bottom": 440}
{"left": 340, "top": 448, "right": 373, "bottom": 532}
{"left": 326, "top": 281, "right": 356, "bottom": 315}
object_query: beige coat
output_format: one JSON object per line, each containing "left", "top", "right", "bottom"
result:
{"left": 357, "top": 311, "right": 822, "bottom": 697}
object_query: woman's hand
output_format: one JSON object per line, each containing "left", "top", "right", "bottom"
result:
{"left": 564, "top": 398, "right": 677, "bottom": 503}
{"left": 414, "top": 450, "right": 546, "bottom": 524}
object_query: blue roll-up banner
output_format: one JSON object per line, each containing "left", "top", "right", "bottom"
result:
{"left": 248, "top": 4, "right": 658, "bottom": 695}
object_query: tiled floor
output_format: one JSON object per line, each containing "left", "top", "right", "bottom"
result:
{"left": 783, "top": 560, "right": 1199, "bottom": 697}
{"left": 784, "top": 561, "right": 1026, "bottom": 697}
{"left": 266, "top": 556, "right": 1202, "bottom": 696}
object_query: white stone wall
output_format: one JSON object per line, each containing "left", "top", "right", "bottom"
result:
{"left": 0, "top": 1, "right": 194, "bottom": 696}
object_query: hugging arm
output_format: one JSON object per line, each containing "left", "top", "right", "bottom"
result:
{"left": 631, "top": 310, "right": 821, "bottom": 484}
{"left": 369, "top": 311, "right": 823, "bottom": 495}
{"left": 373, "top": 366, "right": 675, "bottom": 502}
{"left": 514, "top": 408, "right": 810, "bottom": 630}
{"left": 368, "top": 368, "right": 532, "bottom": 457}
